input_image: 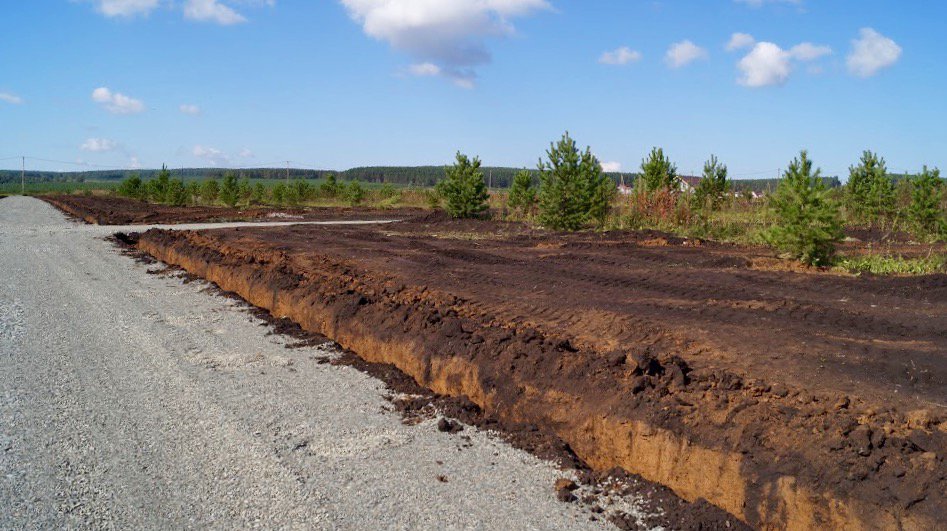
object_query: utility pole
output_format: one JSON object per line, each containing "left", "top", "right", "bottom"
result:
{"left": 21, "top": 156, "right": 25, "bottom": 195}
{"left": 285, "top": 161, "right": 290, "bottom": 183}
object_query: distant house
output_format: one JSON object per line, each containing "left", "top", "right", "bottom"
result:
{"left": 617, "top": 183, "right": 633, "bottom": 196}
{"left": 677, "top": 175, "right": 702, "bottom": 193}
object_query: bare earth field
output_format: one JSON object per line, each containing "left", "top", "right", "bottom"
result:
{"left": 34, "top": 195, "right": 947, "bottom": 529}
{"left": 41, "top": 194, "right": 426, "bottom": 225}
{"left": 130, "top": 213, "right": 946, "bottom": 530}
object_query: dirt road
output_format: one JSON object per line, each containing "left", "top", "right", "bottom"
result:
{"left": 0, "top": 196, "right": 606, "bottom": 529}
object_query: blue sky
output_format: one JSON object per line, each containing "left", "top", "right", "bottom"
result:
{"left": 1, "top": 0, "right": 944, "bottom": 180}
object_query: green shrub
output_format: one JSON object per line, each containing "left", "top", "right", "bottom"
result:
{"left": 847, "top": 151, "right": 895, "bottom": 224}
{"left": 693, "top": 155, "right": 730, "bottom": 211}
{"left": 165, "top": 179, "right": 188, "bottom": 206}
{"left": 200, "top": 179, "right": 219, "bottom": 203}
{"left": 320, "top": 174, "right": 341, "bottom": 198}
{"left": 640, "top": 147, "right": 678, "bottom": 192}
{"left": 537, "top": 132, "right": 613, "bottom": 230}
{"left": 836, "top": 253, "right": 947, "bottom": 275}
{"left": 238, "top": 177, "right": 252, "bottom": 203}
{"left": 219, "top": 172, "right": 239, "bottom": 207}
{"left": 117, "top": 174, "right": 144, "bottom": 199}
{"left": 251, "top": 182, "right": 266, "bottom": 204}
{"left": 185, "top": 181, "right": 200, "bottom": 204}
{"left": 908, "top": 166, "right": 944, "bottom": 238}
{"left": 507, "top": 169, "right": 537, "bottom": 216}
{"left": 146, "top": 165, "right": 171, "bottom": 202}
{"left": 272, "top": 182, "right": 288, "bottom": 205}
{"left": 291, "top": 180, "right": 313, "bottom": 203}
{"left": 435, "top": 152, "right": 490, "bottom": 219}
{"left": 345, "top": 180, "right": 365, "bottom": 206}
{"left": 765, "top": 151, "right": 843, "bottom": 266}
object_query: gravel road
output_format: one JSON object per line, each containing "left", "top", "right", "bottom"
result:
{"left": 0, "top": 196, "right": 608, "bottom": 530}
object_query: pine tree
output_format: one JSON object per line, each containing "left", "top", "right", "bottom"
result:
{"left": 146, "top": 165, "right": 171, "bottom": 202}
{"left": 909, "top": 166, "right": 944, "bottom": 237}
{"left": 537, "top": 132, "right": 610, "bottom": 230}
{"left": 251, "top": 182, "right": 266, "bottom": 204}
{"left": 200, "top": 179, "right": 219, "bottom": 203}
{"left": 765, "top": 151, "right": 844, "bottom": 266}
{"left": 435, "top": 152, "right": 490, "bottom": 219}
{"left": 694, "top": 155, "right": 730, "bottom": 210}
{"left": 640, "top": 147, "right": 678, "bottom": 192}
{"left": 117, "top": 174, "right": 144, "bottom": 200}
{"left": 345, "top": 180, "right": 365, "bottom": 206}
{"left": 507, "top": 169, "right": 537, "bottom": 215}
{"left": 320, "top": 174, "right": 341, "bottom": 198}
{"left": 165, "top": 179, "right": 188, "bottom": 206}
{"left": 848, "top": 151, "right": 895, "bottom": 224}
{"left": 219, "top": 172, "right": 239, "bottom": 207}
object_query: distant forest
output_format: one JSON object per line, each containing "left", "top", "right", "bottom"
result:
{"left": 0, "top": 166, "right": 856, "bottom": 192}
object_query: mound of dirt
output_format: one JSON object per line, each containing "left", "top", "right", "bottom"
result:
{"left": 41, "top": 194, "right": 425, "bottom": 225}
{"left": 135, "top": 220, "right": 947, "bottom": 529}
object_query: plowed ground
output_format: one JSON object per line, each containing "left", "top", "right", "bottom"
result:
{"left": 41, "top": 194, "right": 424, "bottom": 225}
{"left": 132, "top": 213, "right": 947, "bottom": 529}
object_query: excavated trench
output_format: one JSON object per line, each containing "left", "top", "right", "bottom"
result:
{"left": 133, "top": 226, "right": 945, "bottom": 530}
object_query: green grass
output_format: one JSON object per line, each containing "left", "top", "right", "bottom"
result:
{"left": 834, "top": 253, "right": 947, "bottom": 275}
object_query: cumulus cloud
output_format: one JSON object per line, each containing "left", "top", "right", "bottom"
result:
{"left": 737, "top": 39, "right": 832, "bottom": 88}
{"left": 726, "top": 33, "right": 755, "bottom": 52}
{"left": 788, "top": 42, "right": 832, "bottom": 61}
{"left": 88, "top": 0, "right": 160, "bottom": 17}
{"left": 847, "top": 28, "right": 902, "bottom": 78}
{"left": 129, "top": 156, "right": 142, "bottom": 169}
{"left": 238, "top": 147, "right": 254, "bottom": 159}
{"left": 340, "top": 0, "right": 549, "bottom": 88}
{"left": 84, "top": 0, "right": 263, "bottom": 24}
{"left": 80, "top": 138, "right": 119, "bottom": 152}
{"left": 183, "top": 0, "right": 246, "bottom": 25}
{"left": 0, "top": 92, "right": 23, "bottom": 104}
{"left": 179, "top": 103, "right": 201, "bottom": 115}
{"left": 92, "top": 87, "right": 145, "bottom": 114}
{"left": 193, "top": 144, "right": 230, "bottom": 165}
{"left": 665, "top": 40, "right": 708, "bottom": 68}
{"left": 600, "top": 161, "right": 622, "bottom": 172}
{"left": 598, "top": 47, "right": 642, "bottom": 66}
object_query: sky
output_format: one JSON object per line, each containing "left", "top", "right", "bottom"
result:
{"left": 1, "top": 0, "right": 944, "bottom": 180}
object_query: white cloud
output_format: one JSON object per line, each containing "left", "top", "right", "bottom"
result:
{"left": 665, "top": 40, "right": 708, "bottom": 69}
{"left": 92, "top": 87, "right": 145, "bottom": 114}
{"left": 737, "top": 39, "right": 832, "bottom": 88}
{"left": 179, "top": 103, "right": 201, "bottom": 115}
{"left": 737, "top": 42, "right": 791, "bottom": 87}
{"left": 80, "top": 138, "right": 119, "bottom": 152}
{"left": 600, "top": 161, "right": 622, "bottom": 172}
{"left": 238, "top": 148, "right": 254, "bottom": 158}
{"left": 183, "top": 0, "right": 246, "bottom": 25}
{"left": 726, "top": 33, "right": 755, "bottom": 52}
{"left": 788, "top": 42, "right": 832, "bottom": 61}
{"left": 89, "top": 0, "right": 160, "bottom": 17}
{"left": 408, "top": 62, "right": 441, "bottom": 77}
{"left": 129, "top": 156, "right": 142, "bottom": 169}
{"left": 193, "top": 144, "right": 230, "bottom": 165}
{"left": 598, "top": 47, "right": 642, "bottom": 66}
{"left": 0, "top": 92, "right": 23, "bottom": 104}
{"left": 847, "top": 28, "right": 902, "bottom": 78}
{"left": 340, "top": 0, "right": 549, "bottom": 88}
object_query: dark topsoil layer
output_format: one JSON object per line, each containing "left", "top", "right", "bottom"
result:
{"left": 41, "top": 194, "right": 426, "bottom": 225}
{"left": 131, "top": 213, "right": 947, "bottom": 529}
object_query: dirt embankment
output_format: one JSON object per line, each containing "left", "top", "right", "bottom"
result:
{"left": 134, "top": 219, "right": 947, "bottom": 530}
{"left": 41, "top": 194, "right": 424, "bottom": 225}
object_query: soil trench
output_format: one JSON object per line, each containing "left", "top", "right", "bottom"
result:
{"left": 132, "top": 221, "right": 946, "bottom": 530}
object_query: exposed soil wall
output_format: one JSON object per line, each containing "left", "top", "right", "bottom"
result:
{"left": 135, "top": 224, "right": 946, "bottom": 530}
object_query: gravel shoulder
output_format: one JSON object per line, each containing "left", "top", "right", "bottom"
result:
{"left": 0, "top": 196, "right": 607, "bottom": 530}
